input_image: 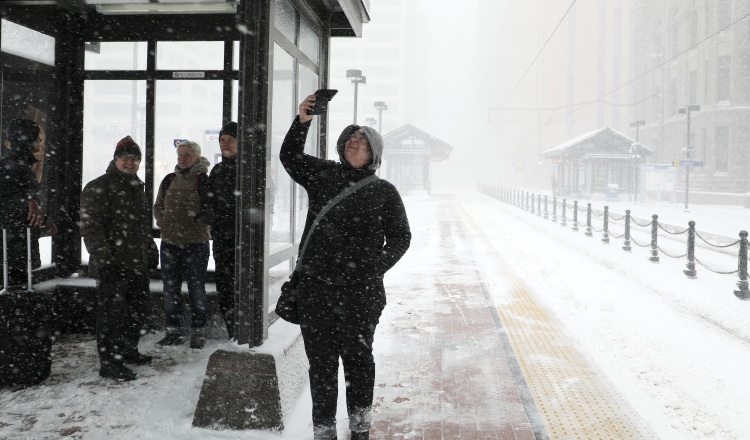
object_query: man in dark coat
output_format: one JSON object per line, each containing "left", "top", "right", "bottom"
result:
{"left": 207, "top": 121, "right": 238, "bottom": 338}
{"left": 0, "top": 118, "right": 56, "bottom": 286}
{"left": 79, "top": 136, "right": 158, "bottom": 381}
{"left": 281, "top": 96, "right": 411, "bottom": 440}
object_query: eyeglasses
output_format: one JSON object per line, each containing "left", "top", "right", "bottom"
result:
{"left": 117, "top": 155, "right": 141, "bottom": 163}
{"left": 349, "top": 134, "right": 369, "bottom": 144}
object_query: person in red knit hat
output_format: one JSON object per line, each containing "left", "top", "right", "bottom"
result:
{"left": 80, "top": 135, "right": 159, "bottom": 381}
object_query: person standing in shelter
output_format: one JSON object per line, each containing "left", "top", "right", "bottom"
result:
{"left": 153, "top": 141, "right": 211, "bottom": 349}
{"left": 207, "top": 121, "right": 239, "bottom": 338}
{"left": 79, "top": 136, "right": 159, "bottom": 381}
{"left": 0, "top": 119, "right": 58, "bottom": 286}
{"left": 280, "top": 96, "right": 412, "bottom": 440}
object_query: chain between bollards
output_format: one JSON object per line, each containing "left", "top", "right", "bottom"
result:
{"left": 649, "top": 214, "right": 659, "bottom": 263}
{"left": 683, "top": 221, "right": 697, "bottom": 278}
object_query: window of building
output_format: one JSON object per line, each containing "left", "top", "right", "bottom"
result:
{"left": 717, "top": 55, "right": 731, "bottom": 102}
{"left": 715, "top": 126, "right": 729, "bottom": 172}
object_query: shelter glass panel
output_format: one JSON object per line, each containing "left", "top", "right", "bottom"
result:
{"left": 270, "top": 43, "right": 294, "bottom": 252}
{"left": 84, "top": 42, "right": 147, "bottom": 70}
{"left": 156, "top": 41, "right": 224, "bottom": 70}
{"left": 274, "top": 0, "right": 296, "bottom": 43}
{"left": 82, "top": 80, "right": 146, "bottom": 186}
{"left": 0, "top": 19, "right": 55, "bottom": 66}
{"left": 233, "top": 41, "right": 239, "bottom": 70}
{"left": 299, "top": 17, "right": 319, "bottom": 63}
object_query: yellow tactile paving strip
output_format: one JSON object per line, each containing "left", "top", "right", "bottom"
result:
{"left": 456, "top": 204, "right": 651, "bottom": 440}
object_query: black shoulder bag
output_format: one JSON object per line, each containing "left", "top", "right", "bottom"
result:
{"left": 275, "top": 174, "right": 379, "bottom": 324}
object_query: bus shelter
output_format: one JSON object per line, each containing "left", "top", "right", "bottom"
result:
{"left": 0, "top": 0, "right": 369, "bottom": 348}
{"left": 542, "top": 126, "right": 652, "bottom": 199}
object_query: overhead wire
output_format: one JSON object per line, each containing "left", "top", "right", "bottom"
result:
{"left": 494, "top": 8, "right": 750, "bottom": 147}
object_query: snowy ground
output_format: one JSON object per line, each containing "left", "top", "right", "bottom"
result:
{"left": 1, "top": 190, "right": 749, "bottom": 439}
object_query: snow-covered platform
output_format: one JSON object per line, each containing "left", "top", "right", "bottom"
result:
{"left": 4, "top": 191, "right": 747, "bottom": 439}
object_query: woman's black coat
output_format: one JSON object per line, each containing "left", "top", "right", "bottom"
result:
{"left": 280, "top": 116, "right": 411, "bottom": 285}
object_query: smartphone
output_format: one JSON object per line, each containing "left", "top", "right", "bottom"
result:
{"left": 307, "top": 89, "right": 338, "bottom": 115}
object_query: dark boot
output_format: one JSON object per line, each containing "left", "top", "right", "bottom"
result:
{"left": 100, "top": 363, "right": 137, "bottom": 381}
{"left": 350, "top": 432, "right": 369, "bottom": 440}
{"left": 190, "top": 328, "right": 205, "bottom": 349}
{"left": 157, "top": 328, "right": 185, "bottom": 346}
{"left": 123, "top": 352, "right": 153, "bottom": 365}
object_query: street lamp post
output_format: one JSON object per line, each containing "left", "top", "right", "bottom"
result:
{"left": 365, "top": 117, "right": 376, "bottom": 128}
{"left": 346, "top": 69, "right": 366, "bottom": 124}
{"left": 374, "top": 101, "right": 388, "bottom": 133}
{"left": 677, "top": 105, "right": 700, "bottom": 211}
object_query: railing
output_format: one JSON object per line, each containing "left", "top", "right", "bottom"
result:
{"left": 479, "top": 185, "right": 750, "bottom": 300}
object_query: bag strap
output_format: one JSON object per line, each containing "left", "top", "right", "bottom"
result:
{"left": 295, "top": 174, "right": 379, "bottom": 271}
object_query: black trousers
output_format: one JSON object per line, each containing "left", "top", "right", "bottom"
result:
{"left": 212, "top": 237, "right": 236, "bottom": 335}
{"left": 96, "top": 269, "right": 150, "bottom": 367}
{"left": 297, "top": 275, "right": 386, "bottom": 434}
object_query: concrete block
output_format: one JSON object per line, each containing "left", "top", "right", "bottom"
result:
{"left": 192, "top": 320, "right": 308, "bottom": 431}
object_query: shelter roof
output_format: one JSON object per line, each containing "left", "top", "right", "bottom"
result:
{"left": 541, "top": 126, "right": 653, "bottom": 159}
{"left": 383, "top": 124, "right": 453, "bottom": 161}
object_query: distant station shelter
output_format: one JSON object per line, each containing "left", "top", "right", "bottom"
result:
{"left": 382, "top": 124, "right": 453, "bottom": 192}
{"left": 542, "top": 127, "right": 652, "bottom": 198}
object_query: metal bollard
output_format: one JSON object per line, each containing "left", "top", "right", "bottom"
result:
{"left": 572, "top": 201, "right": 579, "bottom": 231}
{"left": 552, "top": 197, "right": 558, "bottom": 223}
{"left": 560, "top": 199, "right": 567, "bottom": 227}
{"left": 601, "top": 206, "right": 610, "bottom": 244}
{"left": 530, "top": 193, "right": 535, "bottom": 215}
{"left": 683, "top": 221, "right": 697, "bottom": 278}
{"left": 622, "top": 210, "right": 631, "bottom": 251}
{"left": 649, "top": 214, "right": 659, "bottom": 263}
{"left": 735, "top": 231, "right": 749, "bottom": 300}
{"left": 537, "top": 194, "right": 541, "bottom": 216}
{"left": 543, "top": 195, "right": 549, "bottom": 219}
{"left": 585, "top": 203, "right": 592, "bottom": 237}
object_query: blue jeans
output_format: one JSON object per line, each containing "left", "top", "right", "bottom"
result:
{"left": 160, "top": 241, "right": 210, "bottom": 329}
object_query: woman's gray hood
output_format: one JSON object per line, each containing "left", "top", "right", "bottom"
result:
{"left": 336, "top": 125, "right": 384, "bottom": 170}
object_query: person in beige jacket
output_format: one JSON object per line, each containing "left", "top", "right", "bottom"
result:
{"left": 153, "top": 141, "right": 211, "bottom": 349}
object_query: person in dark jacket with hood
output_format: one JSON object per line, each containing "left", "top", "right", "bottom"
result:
{"left": 280, "top": 96, "right": 411, "bottom": 440}
{"left": 0, "top": 118, "right": 57, "bottom": 286}
{"left": 79, "top": 136, "right": 159, "bottom": 381}
{"left": 207, "top": 121, "right": 239, "bottom": 338}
